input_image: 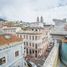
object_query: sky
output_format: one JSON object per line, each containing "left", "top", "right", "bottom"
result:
{"left": 0, "top": 0, "right": 67, "bottom": 23}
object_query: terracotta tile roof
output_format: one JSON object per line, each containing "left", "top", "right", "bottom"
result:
{"left": 0, "top": 34, "right": 23, "bottom": 45}
{"left": 62, "top": 39, "right": 67, "bottom": 43}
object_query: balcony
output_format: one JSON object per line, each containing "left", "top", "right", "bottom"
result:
{"left": 18, "top": 30, "right": 44, "bottom": 34}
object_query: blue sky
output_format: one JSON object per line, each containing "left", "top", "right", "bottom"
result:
{"left": 0, "top": 0, "right": 67, "bottom": 23}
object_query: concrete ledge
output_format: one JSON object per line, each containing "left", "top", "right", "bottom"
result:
{"left": 42, "top": 44, "right": 59, "bottom": 67}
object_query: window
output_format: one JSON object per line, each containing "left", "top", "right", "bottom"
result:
{"left": 26, "top": 42, "right": 28, "bottom": 46}
{"left": 24, "top": 47, "right": 25, "bottom": 49}
{"left": 35, "top": 29, "right": 37, "bottom": 31}
{"left": 24, "top": 35, "right": 25, "bottom": 38}
{"left": 29, "top": 49, "right": 32, "bottom": 54}
{"left": 32, "top": 36, "right": 34, "bottom": 40}
{"left": 30, "top": 43, "right": 31, "bottom": 46}
{"left": 24, "top": 63, "right": 26, "bottom": 66}
{"left": 35, "top": 36, "right": 37, "bottom": 40}
{"left": 32, "top": 43, "right": 34, "bottom": 47}
{"left": 35, "top": 51, "right": 37, "bottom": 57}
{"left": 0, "top": 57, "right": 6, "bottom": 65}
{"left": 29, "top": 36, "right": 31, "bottom": 40}
{"left": 35, "top": 44, "right": 37, "bottom": 49}
{"left": 32, "top": 29, "right": 34, "bottom": 31}
{"left": 32, "top": 50, "right": 34, "bottom": 53}
{"left": 15, "top": 51, "right": 19, "bottom": 57}
{"left": 24, "top": 42, "right": 25, "bottom": 45}
{"left": 26, "top": 48, "right": 28, "bottom": 54}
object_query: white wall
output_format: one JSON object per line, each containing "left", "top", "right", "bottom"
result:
{"left": 0, "top": 42, "right": 24, "bottom": 67}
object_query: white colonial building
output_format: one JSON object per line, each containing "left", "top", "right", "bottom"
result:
{"left": 2, "top": 27, "right": 21, "bottom": 34}
{"left": 16, "top": 22, "right": 50, "bottom": 59}
{"left": 0, "top": 33, "right": 26, "bottom": 67}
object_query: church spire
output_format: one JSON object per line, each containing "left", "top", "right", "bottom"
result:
{"left": 37, "top": 16, "right": 39, "bottom": 22}
{"left": 40, "top": 16, "right": 43, "bottom": 22}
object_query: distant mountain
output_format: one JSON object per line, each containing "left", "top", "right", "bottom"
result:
{"left": 0, "top": 18, "right": 6, "bottom": 21}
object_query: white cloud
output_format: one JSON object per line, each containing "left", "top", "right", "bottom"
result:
{"left": 0, "top": 0, "right": 67, "bottom": 23}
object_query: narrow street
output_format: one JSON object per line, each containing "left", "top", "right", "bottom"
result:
{"left": 27, "top": 43, "right": 54, "bottom": 67}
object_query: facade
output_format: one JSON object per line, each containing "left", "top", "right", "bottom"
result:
{"left": 0, "top": 18, "right": 54, "bottom": 67}
{"left": 42, "top": 18, "right": 67, "bottom": 67}
{"left": 2, "top": 27, "right": 21, "bottom": 34}
{"left": 17, "top": 23, "right": 50, "bottom": 59}
{"left": 0, "top": 21, "right": 6, "bottom": 28}
{"left": 0, "top": 33, "right": 25, "bottom": 67}
{"left": 53, "top": 18, "right": 66, "bottom": 25}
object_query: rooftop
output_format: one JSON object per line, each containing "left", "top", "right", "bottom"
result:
{"left": 0, "top": 34, "right": 23, "bottom": 45}
{"left": 51, "top": 27, "right": 67, "bottom": 36}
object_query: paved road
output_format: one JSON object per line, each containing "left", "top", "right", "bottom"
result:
{"left": 30, "top": 57, "right": 46, "bottom": 67}
{"left": 29, "top": 61, "right": 37, "bottom": 67}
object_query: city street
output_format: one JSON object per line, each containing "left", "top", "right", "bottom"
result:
{"left": 28, "top": 44, "right": 54, "bottom": 67}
